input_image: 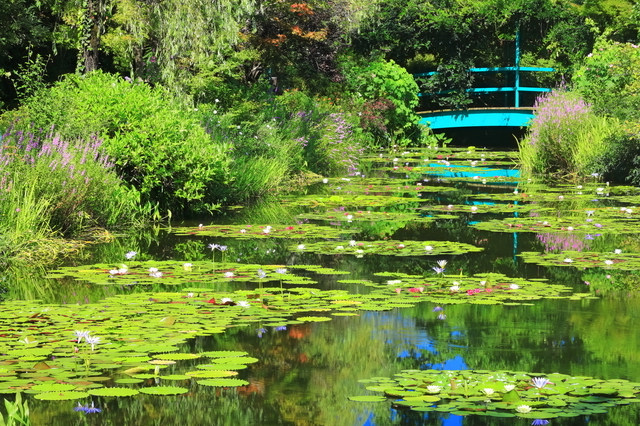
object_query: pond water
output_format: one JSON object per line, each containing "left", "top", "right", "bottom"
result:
{"left": 3, "top": 147, "right": 640, "bottom": 426}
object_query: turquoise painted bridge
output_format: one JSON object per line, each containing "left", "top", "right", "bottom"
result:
{"left": 414, "top": 29, "right": 554, "bottom": 129}
{"left": 418, "top": 107, "right": 535, "bottom": 129}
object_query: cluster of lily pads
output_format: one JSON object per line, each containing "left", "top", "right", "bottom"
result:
{"left": 350, "top": 369, "right": 640, "bottom": 419}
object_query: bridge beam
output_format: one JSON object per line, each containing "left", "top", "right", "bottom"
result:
{"left": 418, "top": 108, "right": 535, "bottom": 129}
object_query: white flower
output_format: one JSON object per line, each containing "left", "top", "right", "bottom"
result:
{"left": 614, "top": 249, "right": 622, "bottom": 254}
{"left": 515, "top": 405, "right": 532, "bottom": 414}
{"left": 482, "top": 388, "right": 495, "bottom": 396}
{"left": 504, "top": 384, "right": 515, "bottom": 392}
{"left": 263, "top": 228, "right": 271, "bottom": 234}
{"left": 149, "top": 271, "right": 163, "bottom": 278}
{"left": 85, "top": 335, "right": 101, "bottom": 351}
{"left": 558, "top": 195, "right": 564, "bottom": 200}
{"left": 509, "top": 284, "right": 519, "bottom": 290}
{"left": 387, "top": 280, "right": 402, "bottom": 285}
{"left": 425, "top": 245, "right": 433, "bottom": 251}
{"left": 349, "top": 240, "right": 357, "bottom": 246}
{"left": 447, "top": 205, "right": 453, "bottom": 209}
{"left": 564, "top": 258, "right": 573, "bottom": 263}
{"left": 109, "top": 269, "right": 119, "bottom": 275}
{"left": 346, "top": 215, "right": 353, "bottom": 220}
{"left": 480, "top": 280, "right": 487, "bottom": 286}
{"left": 426, "top": 386, "right": 441, "bottom": 393}
{"left": 148, "top": 267, "right": 159, "bottom": 273}
{"left": 576, "top": 185, "right": 583, "bottom": 189}
{"left": 221, "top": 298, "right": 232, "bottom": 304}
{"left": 567, "top": 226, "right": 574, "bottom": 231}
{"left": 240, "top": 229, "right": 247, "bottom": 233}
{"left": 186, "top": 293, "right": 194, "bottom": 298}
{"left": 117, "top": 268, "right": 128, "bottom": 275}
{"left": 450, "top": 285, "right": 460, "bottom": 292}
{"left": 398, "top": 244, "right": 405, "bottom": 248}
{"left": 436, "top": 260, "right": 447, "bottom": 268}
{"left": 356, "top": 249, "right": 364, "bottom": 254}
{"left": 605, "top": 260, "right": 614, "bottom": 265}
{"left": 237, "top": 301, "right": 250, "bottom": 308}
{"left": 183, "top": 263, "right": 192, "bottom": 270}
{"left": 336, "top": 246, "right": 344, "bottom": 250}
{"left": 471, "top": 206, "right": 478, "bottom": 212}
{"left": 297, "top": 244, "right": 305, "bottom": 250}
{"left": 224, "top": 272, "right": 234, "bottom": 278}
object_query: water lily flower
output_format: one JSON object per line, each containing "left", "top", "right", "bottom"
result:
{"left": 237, "top": 301, "right": 250, "bottom": 308}
{"left": 408, "top": 287, "right": 421, "bottom": 293}
{"left": 336, "top": 246, "right": 344, "bottom": 250}
{"left": 322, "top": 178, "right": 328, "bottom": 183}
{"left": 74, "top": 330, "right": 90, "bottom": 343}
{"left": 586, "top": 210, "right": 595, "bottom": 217}
{"left": 186, "top": 293, "right": 194, "bottom": 298}
{"left": 109, "top": 269, "right": 119, "bottom": 275}
{"left": 125, "top": 251, "right": 137, "bottom": 260}
{"left": 275, "top": 268, "right": 287, "bottom": 275}
{"left": 198, "top": 224, "right": 204, "bottom": 229}
{"left": 567, "top": 226, "right": 574, "bottom": 231}
{"left": 224, "top": 272, "right": 234, "bottom": 278}
{"left": 516, "top": 405, "right": 532, "bottom": 414}
{"left": 531, "top": 420, "right": 549, "bottom": 426}
{"left": 626, "top": 208, "right": 633, "bottom": 214}
{"left": 482, "top": 388, "right": 495, "bottom": 396}
{"left": 437, "top": 313, "right": 447, "bottom": 320}
{"left": 297, "top": 244, "right": 305, "bottom": 250}
{"left": 447, "top": 205, "right": 454, "bottom": 209}
{"left": 614, "top": 249, "right": 622, "bottom": 254}
{"left": 263, "top": 228, "right": 271, "bottom": 234}
{"left": 425, "top": 245, "right": 433, "bottom": 251}
{"left": 208, "top": 243, "right": 220, "bottom": 251}
{"left": 349, "top": 240, "right": 357, "bottom": 246}
{"left": 346, "top": 215, "right": 353, "bottom": 221}
{"left": 183, "top": 263, "right": 192, "bottom": 271}
{"left": 394, "top": 288, "right": 402, "bottom": 294}
{"left": 437, "top": 260, "right": 447, "bottom": 268}
{"left": 257, "top": 269, "right": 267, "bottom": 279}
{"left": 221, "top": 297, "right": 232, "bottom": 304}
{"left": 564, "top": 258, "right": 573, "bottom": 263}
{"left": 240, "top": 229, "right": 247, "bottom": 233}
{"left": 387, "top": 280, "right": 402, "bottom": 285}
{"left": 504, "top": 384, "right": 516, "bottom": 392}
{"left": 257, "top": 328, "right": 267, "bottom": 338}
{"left": 397, "top": 244, "right": 405, "bottom": 248}
{"left": 471, "top": 206, "right": 478, "bottom": 212}
{"left": 148, "top": 267, "right": 159, "bottom": 273}
{"left": 117, "top": 268, "right": 128, "bottom": 275}
{"left": 450, "top": 285, "right": 460, "bottom": 292}
{"left": 432, "top": 306, "right": 443, "bottom": 312}
{"left": 356, "top": 249, "right": 364, "bottom": 254}
{"left": 75, "top": 401, "right": 101, "bottom": 414}
{"left": 605, "top": 260, "right": 614, "bottom": 265}
{"left": 85, "top": 335, "right": 101, "bottom": 351}
{"left": 149, "top": 271, "right": 163, "bottom": 278}
{"left": 426, "top": 386, "right": 441, "bottom": 393}
{"left": 274, "top": 326, "right": 287, "bottom": 331}
{"left": 509, "top": 284, "right": 519, "bottom": 290}
{"left": 432, "top": 267, "right": 444, "bottom": 274}
{"left": 531, "top": 377, "right": 550, "bottom": 389}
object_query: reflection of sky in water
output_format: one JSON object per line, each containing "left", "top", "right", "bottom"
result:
{"left": 360, "top": 312, "right": 468, "bottom": 426}
{"left": 426, "top": 163, "right": 521, "bottom": 179}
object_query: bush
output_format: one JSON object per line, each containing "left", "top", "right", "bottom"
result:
{"left": 572, "top": 38, "right": 640, "bottom": 121}
{"left": 519, "top": 89, "right": 621, "bottom": 179}
{"left": 590, "top": 127, "right": 640, "bottom": 185}
{"left": 2, "top": 71, "right": 232, "bottom": 214}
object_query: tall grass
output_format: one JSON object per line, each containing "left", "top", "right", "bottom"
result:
{"left": 0, "top": 127, "right": 141, "bottom": 260}
{"left": 519, "top": 90, "right": 621, "bottom": 180}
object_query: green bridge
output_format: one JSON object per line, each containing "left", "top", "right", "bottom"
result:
{"left": 415, "top": 31, "right": 554, "bottom": 129}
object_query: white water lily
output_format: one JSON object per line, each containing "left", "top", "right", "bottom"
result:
{"left": 482, "top": 388, "right": 495, "bottom": 396}
{"left": 237, "top": 301, "right": 250, "bottom": 308}
{"left": 221, "top": 298, "right": 232, "bottom": 304}
{"left": 564, "top": 258, "right": 573, "bottom": 263}
{"left": 509, "top": 284, "right": 519, "bottom": 290}
{"left": 224, "top": 272, "right": 234, "bottom": 278}
{"left": 322, "top": 178, "right": 328, "bottom": 183}
{"left": 349, "top": 240, "right": 357, "bottom": 246}
{"left": 614, "top": 249, "right": 622, "bottom": 254}
{"left": 148, "top": 267, "right": 159, "bottom": 273}
{"left": 605, "top": 260, "right": 614, "bottom": 265}
{"left": 387, "top": 280, "right": 402, "bottom": 285}
{"left": 515, "top": 405, "right": 532, "bottom": 414}
{"left": 503, "top": 384, "right": 516, "bottom": 392}
{"left": 426, "top": 386, "right": 442, "bottom": 393}
{"left": 336, "top": 246, "right": 344, "bottom": 250}
{"left": 183, "top": 263, "right": 192, "bottom": 271}
{"left": 297, "top": 244, "right": 305, "bottom": 250}
{"left": 436, "top": 260, "right": 447, "bottom": 268}
{"left": 449, "top": 285, "right": 460, "bottom": 292}
{"left": 425, "top": 245, "right": 433, "bottom": 251}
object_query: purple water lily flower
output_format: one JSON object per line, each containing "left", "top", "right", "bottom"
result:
{"left": 257, "top": 328, "right": 267, "bottom": 338}
{"left": 531, "top": 420, "right": 549, "bottom": 426}
{"left": 531, "top": 377, "right": 550, "bottom": 389}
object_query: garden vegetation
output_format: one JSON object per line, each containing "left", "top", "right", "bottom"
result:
{"left": 1, "top": 0, "right": 640, "bottom": 262}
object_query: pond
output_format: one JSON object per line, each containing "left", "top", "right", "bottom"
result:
{"left": 3, "top": 147, "right": 640, "bottom": 426}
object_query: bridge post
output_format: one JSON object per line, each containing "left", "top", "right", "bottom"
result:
{"left": 515, "top": 26, "right": 521, "bottom": 108}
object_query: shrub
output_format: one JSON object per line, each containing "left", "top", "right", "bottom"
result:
{"left": 2, "top": 71, "right": 232, "bottom": 214}
{"left": 572, "top": 38, "right": 640, "bottom": 121}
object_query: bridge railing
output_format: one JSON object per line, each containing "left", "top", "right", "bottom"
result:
{"left": 414, "top": 66, "right": 554, "bottom": 108}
